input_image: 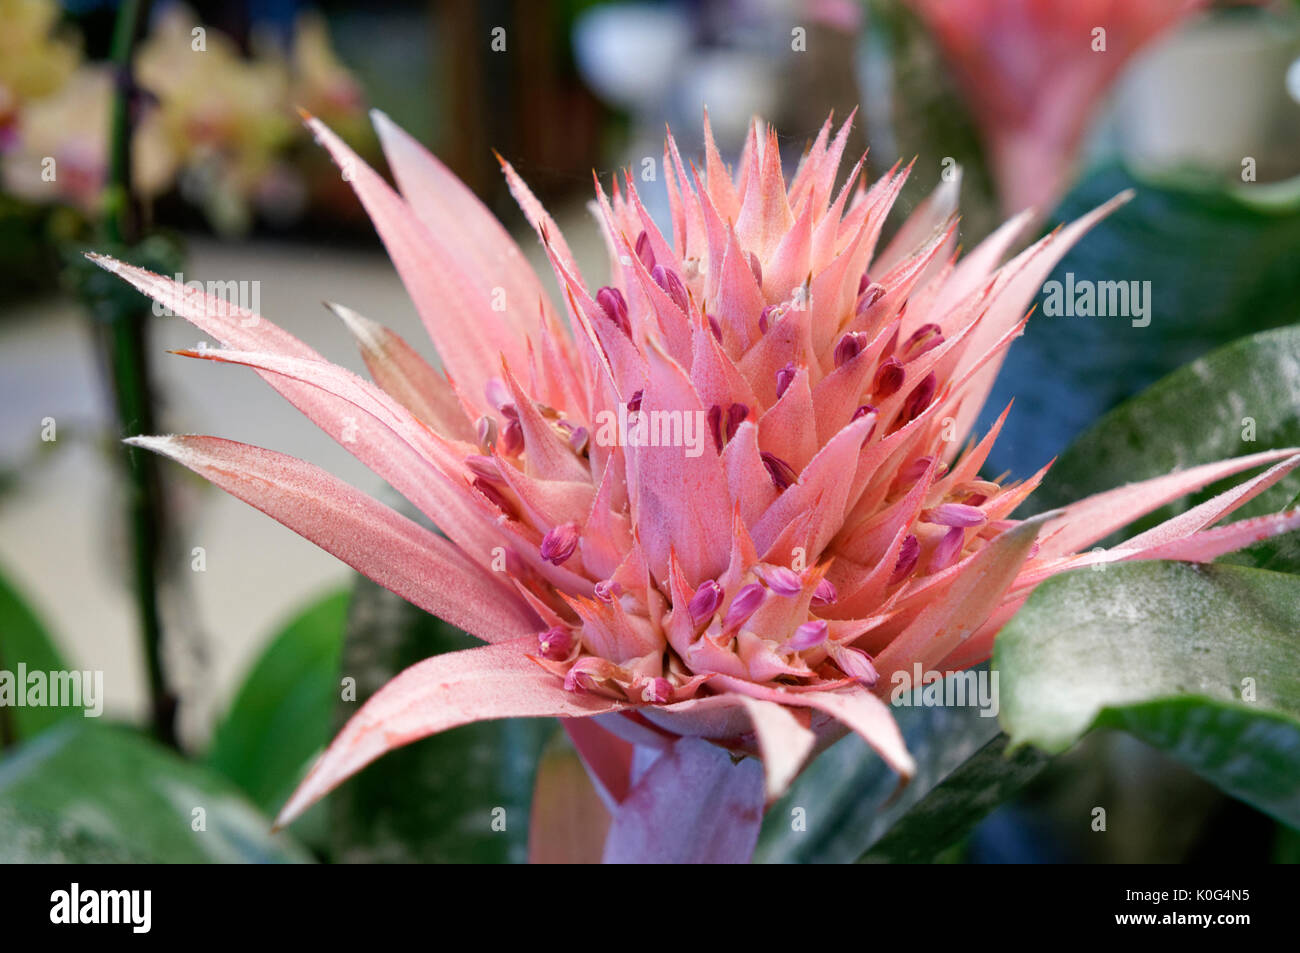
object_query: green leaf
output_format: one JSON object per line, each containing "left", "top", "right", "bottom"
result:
{"left": 325, "top": 575, "right": 552, "bottom": 863}
{"left": 996, "top": 560, "right": 1300, "bottom": 828}
{"left": 756, "top": 670, "right": 1046, "bottom": 864}
{"left": 984, "top": 166, "right": 1300, "bottom": 480}
{"left": 0, "top": 561, "right": 75, "bottom": 741}
{"left": 858, "top": 732, "right": 1047, "bottom": 863}
{"left": 206, "top": 589, "right": 348, "bottom": 849}
{"left": 0, "top": 721, "right": 311, "bottom": 862}
{"left": 1027, "top": 323, "right": 1300, "bottom": 568}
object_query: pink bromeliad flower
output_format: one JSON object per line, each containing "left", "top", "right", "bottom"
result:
{"left": 907, "top": 0, "right": 1235, "bottom": 214}
{"left": 92, "top": 110, "right": 1298, "bottom": 862}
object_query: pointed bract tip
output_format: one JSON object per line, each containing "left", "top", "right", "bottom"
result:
{"left": 295, "top": 105, "right": 315, "bottom": 123}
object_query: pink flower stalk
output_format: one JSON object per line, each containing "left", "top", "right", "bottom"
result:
{"left": 92, "top": 108, "right": 1299, "bottom": 862}
{"left": 907, "top": 0, "right": 1228, "bottom": 214}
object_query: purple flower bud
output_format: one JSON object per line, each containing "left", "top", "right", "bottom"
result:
{"left": 923, "top": 502, "right": 987, "bottom": 528}
{"left": 594, "top": 579, "right": 623, "bottom": 603}
{"left": 635, "top": 230, "right": 656, "bottom": 270}
{"left": 725, "top": 403, "right": 748, "bottom": 441}
{"left": 857, "top": 272, "right": 872, "bottom": 295}
{"left": 708, "top": 314, "right": 724, "bottom": 342}
{"left": 873, "top": 357, "right": 905, "bottom": 398}
{"left": 812, "top": 578, "right": 838, "bottom": 606}
{"left": 723, "top": 582, "right": 765, "bottom": 630}
{"left": 540, "top": 522, "right": 580, "bottom": 565}
{"left": 901, "top": 323, "right": 944, "bottom": 359}
{"left": 898, "top": 455, "right": 935, "bottom": 486}
{"left": 761, "top": 452, "right": 798, "bottom": 491}
{"left": 929, "top": 526, "right": 965, "bottom": 572}
{"left": 787, "top": 619, "right": 829, "bottom": 651}
{"left": 834, "top": 332, "right": 865, "bottom": 369}
{"left": 760, "top": 565, "right": 802, "bottom": 597}
{"left": 902, "top": 371, "right": 937, "bottom": 421}
{"left": 627, "top": 389, "right": 644, "bottom": 413}
{"left": 568, "top": 425, "right": 589, "bottom": 454}
{"left": 537, "top": 626, "right": 573, "bottom": 661}
{"left": 708, "top": 404, "right": 724, "bottom": 454}
{"left": 853, "top": 403, "right": 877, "bottom": 421}
{"left": 652, "top": 264, "right": 690, "bottom": 313}
{"left": 758, "top": 304, "right": 782, "bottom": 334}
{"left": 596, "top": 286, "right": 630, "bottom": 336}
{"left": 499, "top": 418, "right": 524, "bottom": 456}
{"left": 856, "top": 282, "right": 885, "bottom": 315}
{"left": 636, "top": 676, "right": 673, "bottom": 704}
{"left": 889, "top": 534, "right": 920, "bottom": 584}
{"left": 775, "top": 362, "right": 798, "bottom": 399}
{"left": 688, "top": 580, "right": 724, "bottom": 624}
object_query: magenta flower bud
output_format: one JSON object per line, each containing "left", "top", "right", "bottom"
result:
{"left": 636, "top": 676, "right": 673, "bottom": 704}
{"left": 568, "top": 425, "right": 589, "bottom": 454}
{"left": 929, "top": 525, "right": 965, "bottom": 571}
{"left": 923, "top": 502, "right": 987, "bottom": 527}
{"left": 775, "top": 362, "right": 797, "bottom": 399}
{"left": 596, "top": 286, "right": 630, "bottom": 336}
{"left": 812, "top": 578, "right": 839, "bottom": 606}
{"left": 759, "top": 304, "right": 783, "bottom": 334}
{"left": 901, "top": 323, "right": 944, "bottom": 359}
{"left": 725, "top": 403, "right": 748, "bottom": 441}
{"left": 761, "top": 452, "right": 798, "bottom": 491}
{"left": 594, "top": 579, "right": 623, "bottom": 603}
{"left": 708, "top": 404, "right": 724, "bottom": 454}
{"left": 688, "top": 580, "right": 724, "bottom": 624}
{"left": 829, "top": 642, "right": 879, "bottom": 687}
{"left": 873, "top": 357, "right": 905, "bottom": 398}
{"left": 856, "top": 282, "right": 885, "bottom": 314}
{"left": 540, "top": 522, "right": 580, "bottom": 565}
{"left": 537, "top": 626, "right": 573, "bottom": 660}
{"left": 889, "top": 534, "right": 920, "bottom": 584}
{"left": 898, "top": 455, "right": 935, "bottom": 486}
{"left": 723, "top": 582, "right": 766, "bottom": 630}
{"left": 499, "top": 418, "right": 524, "bottom": 456}
{"left": 627, "top": 389, "right": 644, "bottom": 413}
{"left": 857, "top": 272, "right": 872, "bottom": 295}
{"left": 708, "top": 314, "right": 723, "bottom": 341}
{"left": 834, "top": 332, "right": 865, "bottom": 369}
{"left": 634, "top": 230, "right": 655, "bottom": 270}
{"left": 787, "top": 619, "right": 829, "bottom": 651}
{"left": 853, "top": 403, "right": 877, "bottom": 421}
{"left": 652, "top": 264, "right": 690, "bottom": 313}
{"left": 760, "top": 565, "right": 802, "bottom": 597}
{"left": 902, "top": 371, "right": 938, "bottom": 422}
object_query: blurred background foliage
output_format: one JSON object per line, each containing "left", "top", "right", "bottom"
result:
{"left": 0, "top": 0, "right": 1298, "bottom": 862}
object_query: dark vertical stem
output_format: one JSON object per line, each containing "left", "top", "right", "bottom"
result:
{"left": 100, "top": 0, "right": 177, "bottom": 748}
